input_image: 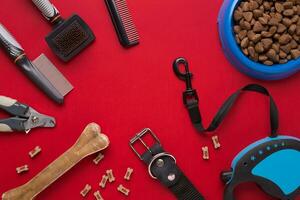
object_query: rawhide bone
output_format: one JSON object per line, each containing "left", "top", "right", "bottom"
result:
{"left": 2, "top": 123, "right": 109, "bottom": 200}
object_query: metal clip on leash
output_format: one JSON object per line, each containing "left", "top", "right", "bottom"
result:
{"left": 130, "top": 128, "right": 205, "bottom": 200}
{"left": 173, "top": 57, "right": 279, "bottom": 137}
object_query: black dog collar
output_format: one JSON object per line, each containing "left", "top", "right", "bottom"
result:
{"left": 130, "top": 128, "right": 205, "bottom": 200}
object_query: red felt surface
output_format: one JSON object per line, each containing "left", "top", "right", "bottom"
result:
{"left": 0, "top": 0, "right": 299, "bottom": 200}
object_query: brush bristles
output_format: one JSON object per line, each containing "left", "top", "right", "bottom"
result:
{"left": 115, "top": 0, "right": 139, "bottom": 44}
{"left": 52, "top": 21, "right": 89, "bottom": 56}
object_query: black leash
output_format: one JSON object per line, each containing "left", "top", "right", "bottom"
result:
{"left": 173, "top": 57, "right": 279, "bottom": 138}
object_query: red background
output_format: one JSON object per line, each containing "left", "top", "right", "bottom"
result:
{"left": 0, "top": 0, "right": 299, "bottom": 200}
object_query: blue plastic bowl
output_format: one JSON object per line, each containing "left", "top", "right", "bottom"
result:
{"left": 218, "top": 0, "right": 300, "bottom": 80}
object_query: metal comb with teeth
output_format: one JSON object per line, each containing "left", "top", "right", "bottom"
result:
{"left": 105, "top": 0, "right": 139, "bottom": 47}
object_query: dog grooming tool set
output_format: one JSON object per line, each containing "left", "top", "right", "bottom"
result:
{"left": 0, "top": 24, "right": 73, "bottom": 104}
{"left": 105, "top": 0, "right": 139, "bottom": 47}
{"left": 32, "top": 0, "right": 95, "bottom": 62}
{"left": 2, "top": 123, "right": 109, "bottom": 200}
{"left": 0, "top": 96, "right": 55, "bottom": 133}
{"left": 173, "top": 58, "right": 300, "bottom": 200}
{"left": 130, "top": 128, "right": 205, "bottom": 200}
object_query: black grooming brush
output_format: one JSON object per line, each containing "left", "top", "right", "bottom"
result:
{"left": 32, "top": 0, "right": 95, "bottom": 62}
{"left": 105, "top": 0, "right": 139, "bottom": 47}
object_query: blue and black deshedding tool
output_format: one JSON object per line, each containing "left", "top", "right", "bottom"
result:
{"left": 222, "top": 136, "right": 300, "bottom": 200}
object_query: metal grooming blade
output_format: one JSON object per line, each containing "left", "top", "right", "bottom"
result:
{"left": 32, "top": 0, "right": 95, "bottom": 62}
{"left": 0, "top": 23, "right": 73, "bottom": 104}
{"left": 32, "top": 54, "right": 73, "bottom": 97}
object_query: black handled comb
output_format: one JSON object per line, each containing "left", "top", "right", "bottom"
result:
{"left": 105, "top": 0, "right": 139, "bottom": 47}
{"left": 32, "top": 0, "right": 95, "bottom": 62}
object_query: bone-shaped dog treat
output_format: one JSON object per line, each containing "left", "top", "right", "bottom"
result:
{"left": 106, "top": 169, "right": 115, "bottom": 183}
{"left": 202, "top": 146, "right": 209, "bottom": 160}
{"left": 80, "top": 184, "right": 91, "bottom": 197}
{"left": 212, "top": 135, "right": 221, "bottom": 149}
{"left": 117, "top": 184, "right": 130, "bottom": 196}
{"left": 2, "top": 123, "right": 109, "bottom": 200}
{"left": 94, "top": 190, "right": 104, "bottom": 200}
{"left": 99, "top": 175, "right": 109, "bottom": 188}
{"left": 16, "top": 165, "right": 29, "bottom": 174}
{"left": 29, "top": 146, "right": 42, "bottom": 158}
{"left": 124, "top": 168, "right": 133, "bottom": 181}
{"left": 93, "top": 153, "right": 104, "bottom": 165}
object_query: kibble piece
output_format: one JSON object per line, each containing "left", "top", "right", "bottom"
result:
{"left": 240, "top": 20, "right": 252, "bottom": 30}
{"left": 261, "top": 31, "right": 273, "bottom": 38}
{"left": 266, "top": 49, "right": 277, "bottom": 61}
{"left": 273, "top": 33, "right": 281, "bottom": 40}
{"left": 234, "top": 10, "right": 243, "bottom": 21}
{"left": 275, "top": 2, "right": 284, "bottom": 13}
{"left": 238, "top": 30, "right": 248, "bottom": 40}
{"left": 282, "top": 18, "right": 292, "bottom": 27}
{"left": 242, "top": 48, "right": 249, "bottom": 55}
{"left": 253, "top": 9, "right": 263, "bottom": 18}
{"left": 249, "top": 0, "right": 259, "bottom": 10}
{"left": 80, "top": 184, "right": 92, "bottom": 197}
{"left": 263, "top": 1, "right": 271, "bottom": 10}
{"left": 241, "top": 37, "right": 249, "bottom": 48}
{"left": 253, "top": 21, "right": 264, "bottom": 32}
{"left": 268, "top": 17, "right": 279, "bottom": 26}
{"left": 234, "top": 25, "right": 241, "bottom": 34}
{"left": 274, "top": 13, "right": 283, "bottom": 22}
{"left": 255, "top": 42, "right": 264, "bottom": 53}
{"left": 248, "top": 46, "right": 256, "bottom": 58}
{"left": 261, "top": 38, "right": 273, "bottom": 50}
{"left": 259, "top": 55, "right": 268, "bottom": 61}
{"left": 258, "top": 16, "right": 269, "bottom": 25}
{"left": 283, "top": 9, "right": 294, "bottom": 16}
{"left": 117, "top": 184, "right": 130, "bottom": 196}
{"left": 279, "top": 34, "right": 292, "bottom": 45}
{"left": 291, "top": 15, "right": 299, "bottom": 23}
{"left": 94, "top": 191, "right": 104, "bottom": 200}
{"left": 291, "top": 49, "right": 300, "bottom": 59}
{"left": 283, "top": 2, "right": 294, "bottom": 9}
{"left": 269, "top": 26, "right": 278, "bottom": 35}
{"left": 264, "top": 60, "right": 274, "bottom": 65}
{"left": 279, "top": 50, "right": 287, "bottom": 58}
{"left": 280, "top": 43, "right": 292, "bottom": 54}
{"left": 289, "top": 24, "right": 297, "bottom": 35}
{"left": 272, "top": 43, "right": 280, "bottom": 53}
{"left": 290, "top": 39, "right": 298, "bottom": 49}
{"left": 277, "top": 23, "right": 287, "bottom": 33}
{"left": 243, "top": 12, "right": 253, "bottom": 22}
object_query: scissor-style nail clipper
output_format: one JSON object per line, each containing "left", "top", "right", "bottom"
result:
{"left": 0, "top": 96, "right": 56, "bottom": 133}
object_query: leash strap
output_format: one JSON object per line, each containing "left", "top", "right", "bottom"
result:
{"left": 173, "top": 58, "right": 279, "bottom": 137}
{"left": 130, "top": 129, "right": 205, "bottom": 200}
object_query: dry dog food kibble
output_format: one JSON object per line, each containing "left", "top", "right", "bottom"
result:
{"left": 233, "top": 0, "right": 300, "bottom": 65}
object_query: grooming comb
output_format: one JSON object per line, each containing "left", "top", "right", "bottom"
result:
{"left": 105, "top": 0, "right": 139, "bottom": 47}
{"left": 0, "top": 23, "right": 73, "bottom": 104}
{"left": 32, "top": 0, "right": 95, "bottom": 62}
